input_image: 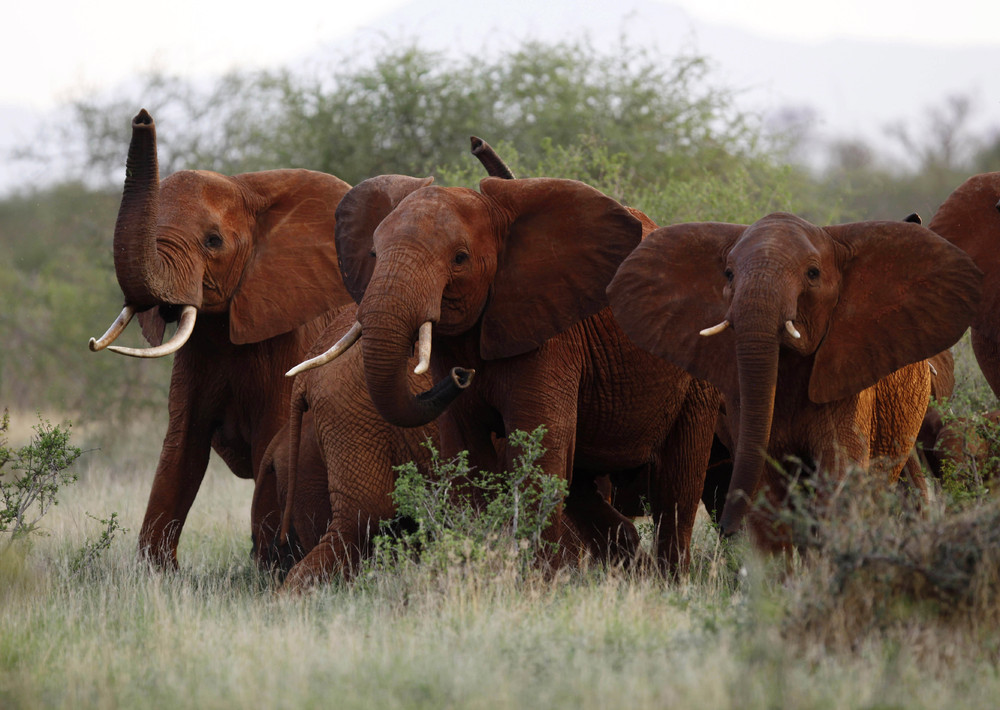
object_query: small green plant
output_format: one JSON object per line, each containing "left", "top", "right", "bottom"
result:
{"left": 371, "top": 426, "right": 568, "bottom": 578}
{"left": 0, "top": 410, "right": 82, "bottom": 543}
{"left": 70, "top": 512, "right": 128, "bottom": 574}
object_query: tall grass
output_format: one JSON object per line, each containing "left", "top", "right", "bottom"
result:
{"left": 3, "top": 340, "right": 1000, "bottom": 709}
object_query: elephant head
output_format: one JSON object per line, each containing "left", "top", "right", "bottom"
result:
{"left": 296, "top": 175, "right": 641, "bottom": 428}
{"left": 928, "top": 171, "right": 1000, "bottom": 396}
{"left": 90, "top": 109, "right": 353, "bottom": 354}
{"left": 608, "top": 213, "right": 981, "bottom": 535}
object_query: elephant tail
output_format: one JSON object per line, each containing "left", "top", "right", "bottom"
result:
{"left": 279, "top": 386, "right": 308, "bottom": 547}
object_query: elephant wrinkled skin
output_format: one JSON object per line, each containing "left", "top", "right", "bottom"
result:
{"left": 608, "top": 213, "right": 981, "bottom": 548}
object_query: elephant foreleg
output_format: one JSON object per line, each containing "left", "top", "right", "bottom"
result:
{"left": 650, "top": 380, "right": 719, "bottom": 573}
{"left": 138, "top": 424, "right": 213, "bottom": 569}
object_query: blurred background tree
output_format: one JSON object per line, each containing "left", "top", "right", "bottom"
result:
{"left": 1, "top": 37, "right": 995, "bottom": 428}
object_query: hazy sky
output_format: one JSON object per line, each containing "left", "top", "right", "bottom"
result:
{"left": 6, "top": 0, "right": 998, "bottom": 110}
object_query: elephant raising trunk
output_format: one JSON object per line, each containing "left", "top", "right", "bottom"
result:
{"left": 91, "top": 109, "right": 200, "bottom": 356}
{"left": 113, "top": 109, "right": 199, "bottom": 309}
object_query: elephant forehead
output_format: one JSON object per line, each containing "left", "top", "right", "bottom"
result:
{"left": 733, "top": 213, "right": 826, "bottom": 260}
{"left": 159, "top": 171, "right": 249, "bottom": 225}
{"left": 375, "top": 187, "right": 486, "bottom": 245}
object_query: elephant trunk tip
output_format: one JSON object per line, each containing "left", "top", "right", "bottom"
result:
{"left": 452, "top": 366, "right": 475, "bottom": 389}
{"left": 134, "top": 109, "right": 154, "bottom": 126}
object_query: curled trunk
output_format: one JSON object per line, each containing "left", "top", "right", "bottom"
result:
{"left": 361, "top": 319, "right": 472, "bottom": 428}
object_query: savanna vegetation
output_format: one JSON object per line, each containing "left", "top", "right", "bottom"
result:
{"left": 2, "top": 36, "right": 999, "bottom": 709}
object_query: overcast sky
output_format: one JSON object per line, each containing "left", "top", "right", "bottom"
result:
{"left": 6, "top": 0, "right": 999, "bottom": 110}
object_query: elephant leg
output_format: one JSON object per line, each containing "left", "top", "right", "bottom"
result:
{"left": 650, "top": 382, "right": 719, "bottom": 573}
{"left": 702, "top": 435, "right": 733, "bottom": 526}
{"left": 280, "top": 521, "right": 367, "bottom": 593}
{"left": 138, "top": 363, "right": 226, "bottom": 569}
{"left": 250, "top": 459, "right": 284, "bottom": 570}
{"left": 564, "top": 471, "right": 640, "bottom": 565}
{"left": 138, "top": 418, "right": 214, "bottom": 569}
{"left": 972, "top": 329, "right": 1000, "bottom": 401}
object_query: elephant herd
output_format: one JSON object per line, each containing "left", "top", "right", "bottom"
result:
{"left": 90, "top": 109, "right": 1000, "bottom": 591}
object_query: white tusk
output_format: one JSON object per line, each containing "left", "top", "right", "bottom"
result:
{"left": 107, "top": 305, "right": 197, "bottom": 358}
{"left": 413, "top": 321, "right": 432, "bottom": 375}
{"left": 928, "top": 361, "right": 938, "bottom": 377}
{"left": 785, "top": 320, "right": 801, "bottom": 339}
{"left": 286, "top": 320, "right": 362, "bottom": 377}
{"left": 89, "top": 305, "right": 136, "bottom": 352}
{"left": 699, "top": 320, "right": 730, "bottom": 337}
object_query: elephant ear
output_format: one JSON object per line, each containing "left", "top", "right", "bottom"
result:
{"left": 810, "top": 221, "right": 982, "bottom": 403}
{"left": 335, "top": 175, "right": 435, "bottom": 303}
{"left": 478, "top": 177, "right": 642, "bottom": 360}
{"left": 228, "top": 170, "right": 354, "bottom": 344}
{"left": 928, "top": 172, "right": 1000, "bottom": 340}
{"left": 608, "top": 222, "right": 746, "bottom": 399}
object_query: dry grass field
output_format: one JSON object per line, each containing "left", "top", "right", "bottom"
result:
{"left": 2, "top": 337, "right": 1000, "bottom": 709}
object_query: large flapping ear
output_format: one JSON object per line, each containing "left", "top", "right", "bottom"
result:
{"left": 810, "top": 221, "right": 982, "bottom": 403}
{"left": 228, "top": 170, "right": 354, "bottom": 344}
{"left": 928, "top": 172, "right": 1000, "bottom": 342}
{"left": 608, "top": 222, "right": 746, "bottom": 400}
{"left": 477, "top": 177, "right": 642, "bottom": 360}
{"left": 335, "top": 175, "right": 435, "bottom": 303}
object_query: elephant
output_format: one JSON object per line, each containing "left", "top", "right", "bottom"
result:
{"left": 295, "top": 174, "right": 721, "bottom": 570}
{"left": 274, "top": 303, "right": 445, "bottom": 590}
{"left": 258, "top": 411, "right": 331, "bottom": 568}
{"left": 88, "top": 109, "right": 354, "bottom": 569}
{"left": 607, "top": 213, "right": 981, "bottom": 548}
{"left": 918, "top": 408, "right": 1000, "bottom": 482}
{"left": 927, "top": 171, "right": 1000, "bottom": 399}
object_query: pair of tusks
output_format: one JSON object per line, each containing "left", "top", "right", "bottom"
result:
{"left": 88, "top": 305, "right": 198, "bottom": 358}
{"left": 285, "top": 321, "right": 433, "bottom": 378}
{"left": 698, "top": 319, "right": 801, "bottom": 339}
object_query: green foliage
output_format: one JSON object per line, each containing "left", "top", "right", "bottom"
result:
{"left": 0, "top": 182, "right": 171, "bottom": 418}
{"left": 371, "top": 426, "right": 568, "bottom": 578}
{"left": 69, "top": 512, "right": 128, "bottom": 574}
{"left": 64, "top": 38, "right": 777, "bottom": 189}
{"left": 0, "top": 410, "right": 82, "bottom": 542}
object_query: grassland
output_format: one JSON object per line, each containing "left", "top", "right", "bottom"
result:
{"left": 2, "top": 340, "right": 1000, "bottom": 709}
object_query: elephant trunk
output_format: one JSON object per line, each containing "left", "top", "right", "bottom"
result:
{"left": 361, "top": 319, "right": 473, "bottom": 427}
{"left": 112, "top": 109, "right": 171, "bottom": 308}
{"left": 718, "top": 287, "right": 784, "bottom": 536}
{"left": 359, "top": 279, "right": 472, "bottom": 427}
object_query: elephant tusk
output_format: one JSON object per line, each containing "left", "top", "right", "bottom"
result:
{"left": 785, "top": 320, "right": 801, "bottom": 339}
{"left": 413, "top": 321, "right": 432, "bottom": 375}
{"left": 286, "top": 320, "right": 362, "bottom": 377}
{"left": 106, "top": 305, "right": 197, "bottom": 358}
{"left": 88, "top": 305, "right": 136, "bottom": 351}
{"left": 928, "top": 361, "right": 938, "bottom": 377}
{"left": 699, "top": 320, "right": 729, "bottom": 337}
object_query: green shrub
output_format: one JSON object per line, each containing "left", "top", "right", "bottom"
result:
{"left": 0, "top": 409, "right": 82, "bottom": 543}
{"left": 369, "top": 426, "right": 568, "bottom": 580}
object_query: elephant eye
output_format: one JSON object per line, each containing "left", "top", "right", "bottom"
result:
{"left": 453, "top": 251, "right": 470, "bottom": 266}
{"left": 724, "top": 268, "right": 734, "bottom": 283}
{"left": 204, "top": 233, "right": 223, "bottom": 250}
{"left": 369, "top": 249, "right": 376, "bottom": 258}
{"left": 807, "top": 267, "right": 820, "bottom": 280}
